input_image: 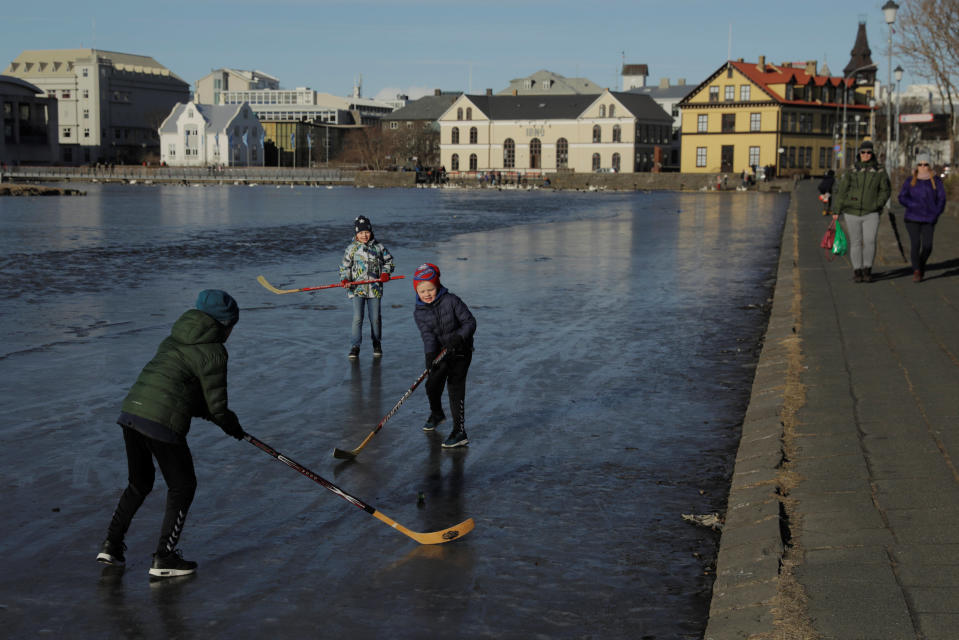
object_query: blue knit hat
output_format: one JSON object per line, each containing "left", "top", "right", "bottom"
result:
{"left": 196, "top": 289, "right": 239, "bottom": 327}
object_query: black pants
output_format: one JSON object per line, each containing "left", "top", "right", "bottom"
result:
{"left": 905, "top": 220, "right": 936, "bottom": 274}
{"left": 426, "top": 351, "right": 472, "bottom": 431}
{"left": 106, "top": 427, "right": 197, "bottom": 556}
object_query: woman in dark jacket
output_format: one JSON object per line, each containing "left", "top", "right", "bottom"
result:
{"left": 413, "top": 263, "right": 476, "bottom": 448}
{"left": 898, "top": 152, "right": 947, "bottom": 282}
{"left": 96, "top": 290, "right": 246, "bottom": 578}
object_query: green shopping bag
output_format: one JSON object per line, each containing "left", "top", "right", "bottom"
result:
{"left": 832, "top": 219, "right": 848, "bottom": 256}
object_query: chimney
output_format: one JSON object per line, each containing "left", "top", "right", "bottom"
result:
{"left": 758, "top": 55, "right": 765, "bottom": 69}
{"left": 677, "top": 78, "right": 686, "bottom": 86}
{"left": 805, "top": 60, "right": 817, "bottom": 76}
{"left": 659, "top": 78, "right": 670, "bottom": 89}
{"left": 512, "top": 89, "right": 517, "bottom": 96}
{"left": 486, "top": 88, "right": 493, "bottom": 96}
{"left": 434, "top": 88, "right": 441, "bottom": 96}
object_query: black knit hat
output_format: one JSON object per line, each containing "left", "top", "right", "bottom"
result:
{"left": 858, "top": 140, "right": 874, "bottom": 153}
{"left": 354, "top": 216, "right": 373, "bottom": 235}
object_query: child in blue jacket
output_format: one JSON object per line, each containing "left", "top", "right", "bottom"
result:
{"left": 413, "top": 263, "right": 476, "bottom": 448}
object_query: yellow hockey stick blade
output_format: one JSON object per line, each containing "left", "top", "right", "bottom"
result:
{"left": 372, "top": 512, "right": 475, "bottom": 545}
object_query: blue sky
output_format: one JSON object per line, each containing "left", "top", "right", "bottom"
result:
{"left": 1, "top": 0, "right": 917, "bottom": 102}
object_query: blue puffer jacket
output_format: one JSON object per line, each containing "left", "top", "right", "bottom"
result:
{"left": 414, "top": 288, "right": 476, "bottom": 356}
{"left": 898, "top": 176, "right": 946, "bottom": 224}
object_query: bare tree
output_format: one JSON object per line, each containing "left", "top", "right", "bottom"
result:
{"left": 339, "top": 127, "right": 398, "bottom": 170}
{"left": 894, "top": 0, "right": 959, "bottom": 162}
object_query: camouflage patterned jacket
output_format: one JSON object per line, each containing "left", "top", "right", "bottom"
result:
{"left": 338, "top": 238, "right": 395, "bottom": 298}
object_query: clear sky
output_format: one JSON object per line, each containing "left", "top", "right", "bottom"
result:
{"left": 1, "top": 0, "right": 919, "bottom": 102}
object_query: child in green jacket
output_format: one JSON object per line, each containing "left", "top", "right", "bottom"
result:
{"left": 96, "top": 290, "right": 245, "bottom": 578}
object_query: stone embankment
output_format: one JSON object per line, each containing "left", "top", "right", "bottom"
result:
{"left": 0, "top": 184, "right": 85, "bottom": 196}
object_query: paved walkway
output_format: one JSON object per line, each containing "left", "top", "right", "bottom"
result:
{"left": 706, "top": 179, "right": 959, "bottom": 639}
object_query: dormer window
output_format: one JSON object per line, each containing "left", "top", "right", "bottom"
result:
{"left": 524, "top": 79, "right": 534, "bottom": 89}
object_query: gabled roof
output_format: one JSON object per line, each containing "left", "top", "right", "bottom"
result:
{"left": 452, "top": 91, "right": 671, "bottom": 122}
{"left": 497, "top": 69, "right": 603, "bottom": 95}
{"left": 159, "top": 102, "right": 253, "bottom": 134}
{"left": 388, "top": 93, "right": 462, "bottom": 120}
{"left": 679, "top": 60, "right": 875, "bottom": 111}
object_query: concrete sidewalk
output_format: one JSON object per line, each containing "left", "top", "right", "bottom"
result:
{"left": 706, "top": 179, "right": 959, "bottom": 639}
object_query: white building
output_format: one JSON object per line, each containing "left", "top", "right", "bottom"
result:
{"left": 196, "top": 68, "right": 395, "bottom": 125}
{"left": 3, "top": 49, "right": 189, "bottom": 164}
{"left": 158, "top": 101, "right": 264, "bottom": 167}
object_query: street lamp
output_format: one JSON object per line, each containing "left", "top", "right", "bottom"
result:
{"left": 894, "top": 64, "right": 904, "bottom": 168}
{"left": 839, "top": 64, "right": 876, "bottom": 169}
{"left": 883, "top": 1, "right": 899, "bottom": 169}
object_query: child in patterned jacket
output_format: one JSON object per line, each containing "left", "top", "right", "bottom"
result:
{"left": 339, "top": 215, "right": 395, "bottom": 358}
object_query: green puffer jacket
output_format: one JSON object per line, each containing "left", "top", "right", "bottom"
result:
{"left": 121, "top": 309, "right": 237, "bottom": 437}
{"left": 833, "top": 159, "right": 892, "bottom": 216}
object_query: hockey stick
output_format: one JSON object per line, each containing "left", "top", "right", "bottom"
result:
{"left": 244, "top": 433, "right": 473, "bottom": 544}
{"left": 333, "top": 349, "right": 448, "bottom": 460}
{"left": 257, "top": 274, "right": 405, "bottom": 295}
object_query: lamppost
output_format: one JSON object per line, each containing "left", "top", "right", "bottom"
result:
{"left": 894, "top": 65, "right": 904, "bottom": 168}
{"left": 840, "top": 64, "right": 877, "bottom": 169}
{"left": 882, "top": 1, "right": 899, "bottom": 169}
{"left": 854, "top": 114, "right": 862, "bottom": 152}
{"left": 868, "top": 97, "right": 877, "bottom": 139}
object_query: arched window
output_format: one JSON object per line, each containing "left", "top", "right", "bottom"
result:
{"left": 503, "top": 138, "right": 515, "bottom": 168}
{"left": 599, "top": 104, "right": 606, "bottom": 117}
{"left": 469, "top": 127, "right": 477, "bottom": 144}
{"left": 529, "top": 138, "right": 541, "bottom": 169}
{"left": 456, "top": 107, "right": 463, "bottom": 120}
{"left": 451, "top": 127, "right": 460, "bottom": 144}
{"left": 556, "top": 138, "right": 569, "bottom": 168}
{"left": 592, "top": 153, "right": 601, "bottom": 171}
{"left": 609, "top": 104, "right": 615, "bottom": 117}
{"left": 451, "top": 153, "right": 459, "bottom": 170}
{"left": 592, "top": 125, "right": 601, "bottom": 143}
{"left": 469, "top": 153, "right": 477, "bottom": 171}
{"left": 466, "top": 107, "right": 472, "bottom": 120}
{"left": 612, "top": 125, "right": 621, "bottom": 142}
{"left": 612, "top": 153, "right": 621, "bottom": 172}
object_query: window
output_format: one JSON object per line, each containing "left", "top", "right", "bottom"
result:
{"left": 592, "top": 125, "right": 601, "bottom": 143}
{"left": 740, "top": 85, "right": 751, "bottom": 101}
{"left": 725, "top": 85, "right": 735, "bottom": 101}
{"left": 612, "top": 153, "right": 621, "bottom": 172}
{"left": 503, "top": 138, "right": 515, "bottom": 168}
{"left": 788, "top": 146, "right": 796, "bottom": 168}
{"left": 749, "top": 146, "right": 760, "bottom": 167}
{"left": 451, "top": 127, "right": 459, "bottom": 144}
{"left": 592, "top": 153, "right": 601, "bottom": 171}
{"left": 168, "top": 144, "right": 176, "bottom": 157}
{"left": 466, "top": 108, "right": 472, "bottom": 120}
{"left": 721, "top": 113, "right": 735, "bottom": 132}
{"left": 389, "top": 121, "right": 398, "bottom": 129}
{"left": 451, "top": 153, "right": 459, "bottom": 170}
{"left": 469, "top": 127, "right": 477, "bottom": 144}
{"left": 82, "top": 68, "right": 88, "bottom": 77}
{"left": 469, "top": 153, "right": 477, "bottom": 171}
{"left": 750, "top": 113, "right": 761, "bottom": 131}
{"left": 63, "top": 127, "right": 72, "bottom": 138}
{"left": 456, "top": 107, "right": 463, "bottom": 120}
{"left": 609, "top": 105, "right": 615, "bottom": 117}
{"left": 556, "top": 138, "right": 568, "bottom": 168}
{"left": 83, "top": 109, "right": 89, "bottom": 120}
{"left": 599, "top": 104, "right": 606, "bottom": 117}
{"left": 697, "top": 114, "right": 708, "bottom": 132}
{"left": 62, "top": 90, "right": 71, "bottom": 99}
{"left": 530, "top": 138, "right": 541, "bottom": 169}
{"left": 696, "top": 146, "right": 707, "bottom": 167}
{"left": 612, "top": 125, "right": 621, "bottom": 142}
{"left": 805, "top": 146, "right": 813, "bottom": 169}
{"left": 83, "top": 128, "right": 90, "bottom": 138}
{"left": 83, "top": 90, "right": 89, "bottom": 99}
{"left": 709, "top": 86, "right": 719, "bottom": 102}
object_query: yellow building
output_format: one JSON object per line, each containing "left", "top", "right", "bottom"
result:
{"left": 679, "top": 57, "right": 876, "bottom": 177}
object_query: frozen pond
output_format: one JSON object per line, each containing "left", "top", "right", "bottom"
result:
{"left": 0, "top": 183, "right": 787, "bottom": 638}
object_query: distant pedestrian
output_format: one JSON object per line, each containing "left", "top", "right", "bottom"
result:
{"left": 898, "top": 152, "right": 947, "bottom": 282}
{"left": 96, "top": 290, "right": 246, "bottom": 578}
{"left": 832, "top": 141, "right": 891, "bottom": 283}
{"left": 817, "top": 169, "right": 836, "bottom": 215}
{"left": 413, "top": 263, "right": 476, "bottom": 448}
{"left": 339, "top": 216, "right": 395, "bottom": 359}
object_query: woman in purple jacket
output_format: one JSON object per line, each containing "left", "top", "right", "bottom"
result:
{"left": 413, "top": 263, "right": 476, "bottom": 448}
{"left": 898, "top": 152, "right": 947, "bottom": 282}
